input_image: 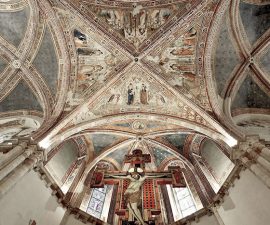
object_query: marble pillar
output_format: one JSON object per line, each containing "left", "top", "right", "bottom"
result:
{"left": 0, "top": 141, "right": 27, "bottom": 170}
{"left": 0, "top": 145, "right": 35, "bottom": 181}
{"left": 0, "top": 151, "right": 43, "bottom": 199}
{"left": 212, "top": 206, "right": 225, "bottom": 225}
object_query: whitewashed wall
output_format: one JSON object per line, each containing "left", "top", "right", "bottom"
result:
{"left": 0, "top": 170, "right": 66, "bottom": 225}
{"left": 190, "top": 215, "right": 219, "bottom": 225}
{"left": 217, "top": 169, "right": 270, "bottom": 225}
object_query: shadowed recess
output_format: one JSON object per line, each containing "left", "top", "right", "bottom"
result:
{"left": 152, "top": 147, "right": 173, "bottom": 167}
{"left": 239, "top": 2, "right": 270, "bottom": 44}
{"left": 162, "top": 133, "right": 188, "bottom": 154}
{"left": 89, "top": 134, "right": 120, "bottom": 154}
{"left": 33, "top": 27, "right": 58, "bottom": 96}
{"left": 201, "top": 139, "right": 233, "bottom": 182}
{"left": 106, "top": 146, "right": 130, "bottom": 166}
{"left": 261, "top": 47, "right": 270, "bottom": 76}
{"left": 214, "top": 12, "right": 240, "bottom": 96}
{"left": 46, "top": 139, "right": 78, "bottom": 181}
{"left": 0, "top": 57, "right": 7, "bottom": 74}
{"left": 0, "top": 6, "right": 29, "bottom": 47}
{"left": 231, "top": 74, "right": 270, "bottom": 110}
{"left": 0, "top": 80, "right": 43, "bottom": 112}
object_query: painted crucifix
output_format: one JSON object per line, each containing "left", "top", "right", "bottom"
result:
{"left": 90, "top": 149, "right": 186, "bottom": 225}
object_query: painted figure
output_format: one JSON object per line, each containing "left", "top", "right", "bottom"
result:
{"left": 77, "top": 48, "right": 103, "bottom": 56}
{"left": 127, "top": 83, "right": 134, "bottom": 105}
{"left": 109, "top": 168, "right": 167, "bottom": 225}
{"left": 140, "top": 84, "right": 148, "bottom": 104}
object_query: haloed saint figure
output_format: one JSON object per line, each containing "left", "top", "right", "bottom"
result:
{"left": 127, "top": 83, "right": 148, "bottom": 105}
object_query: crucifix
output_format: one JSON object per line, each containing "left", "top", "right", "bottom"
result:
{"left": 90, "top": 149, "right": 186, "bottom": 225}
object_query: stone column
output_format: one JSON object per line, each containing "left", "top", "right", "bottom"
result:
{"left": 212, "top": 206, "right": 225, "bottom": 225}
{"left": 235, "top": 138, "right": 270, "bottom": 189}
{"left": 0, "top": 141, "right": 27, "bottom": 170}
{"left": 256, "top": 155, "right": 270, "bottom": 172}
{"left": 0, "top": 145, "right": 35, "bottom": 181}
{"left": 241, "top": 156, "right": 270, "bottom": 188}
{"left": 0, "top": 151, "right": 43, "bottom": 199}
{"left": 253, "top": 142, "right": 270, "bottom": 163}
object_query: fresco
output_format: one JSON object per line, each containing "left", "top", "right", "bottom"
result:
{"left": 231, "top": 74, "right": 270, "bottom": 110}
{"left": 63, "top": 22, "right": 130, "bottom": 111}
{"left": 33, "top": 27, "right": 58, "bottom": 96}
{"left": 239, "top": 1, "right": 270, "bottom": 45}
{"left": 152, "top": 146, "right": 173, "bottom": 167}
{"left": 85, "top": 2, "right": 187, "bottom": 48}
{"left": 72, "top": 64, "right": 208, "bottom": 127}
{"left": 74, "top": 28, "right": 119, "bottom": 95}
{"left": 0, "top": 5, "right": 29, "bottom": 47}
{"left": 144, "top": 25, "right": 212, "bottom": 111}
{"left": 0, "top": 80, "right": 43, "bottom": 112}
{"left": 214, "top": 10, "right": 240, "bottom": 96}
{"left": 162, "top": 133, "right": 188, "bottom": 155}
{"left": 106, "top": 146, "right": 130, "bottom": 166}
{"left": 88, "top": 134, "right": 120, "bottom": 154}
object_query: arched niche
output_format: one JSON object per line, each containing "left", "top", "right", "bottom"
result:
{"left": 199, "top": 139, "right": 234, "bottom": 189}
{"left": 45, "top": 139, "right": 79, "bottom": 190}
{"left": 0, "top": 116, "right": 42, "bottom": 143}
{"left": 233, "top": 112, "right": 270, "bottom": 141}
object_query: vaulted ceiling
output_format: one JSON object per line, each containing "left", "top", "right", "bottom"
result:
{"left": 0, "top": 0, "right": 270, "bottom": 201}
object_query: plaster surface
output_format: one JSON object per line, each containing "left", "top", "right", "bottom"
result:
{"left": 0, "top": 170, "right": 66, "bottom": 225}
{"left": 0, "top": 7, "right": 29, "bottom": 47}
{"left": 231, "top": 74, "right": 270, "bottom": 110}
{"left": 33, "top": 27, "right": 58, "bottom": 96}
{"left": 214, "top": 12, "right": 240, "bottom": 96}
{"left": 239, "top": 2, "right": 270, "bottom": 45}
{"left": 217, "top": 169, "right": 270, "bottom": 225}
{"left": 0, "top": 80, "right": 43, "bottom": 112}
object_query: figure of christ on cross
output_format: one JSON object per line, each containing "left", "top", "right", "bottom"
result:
{"left": 104, "top": 167, "right": 181, "bottom": 225}
{"left": 90, "top": 149, "right": 185, "bottom": 224}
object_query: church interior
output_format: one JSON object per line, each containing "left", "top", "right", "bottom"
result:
{"left": 0, "top": 0, "right": 270, "bottom": 225}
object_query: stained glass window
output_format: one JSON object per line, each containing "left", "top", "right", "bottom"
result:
{"left": 86, "top": 186, "right": 109, "bottom": 219}
{"left": 167, "top": 185, "right": 197, "bottom": 221}
{"left": 174, "top": 187, "right": 197, "bottom": 218}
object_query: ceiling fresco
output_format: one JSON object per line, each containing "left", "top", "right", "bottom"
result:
{"left": 239, "top": 1, "right": 270, "bottom": 45}
{"left": 214, "top": 10, "right": 240, "bottom": 97}
{"left": 0, "top": 0, "right": 270, "bottom": 222}
{"left": 161, "top": 133, "right": 188, "bottom": 155}
{"left": 66, "top": 0, "right": 204, "bottom": 54}
{"left": 0, "top": 80, "right": 43, "bottom": 112}
{"left": 105, "top": 145, "right": 130, "bottom": 168}
{"left": 143, "top": 20, "right": 212, "bottom": 111}
{"left": 84, "top": 1, "right": 188, "bottom": 49}
{"left": 73, "top": 28, "right": 120, "bottom": 97}
{"left": 33, "top": 27, "right": 58, "bottom": 96}
{"left": 86, "top": 133, "right": 122, "bottom": 155}
{"left": 0, "top": 6, "right": 29, "bottom": 47}
{"left": 0, "top": 0, "right": 269, "bottom": 153}
{"left": 231, "top": 73, "right": 270, "bottom": 111}
{"left": 151, "top": 146, "right": 174, "bottom": 168}
{"left": 68, "top": 64, "right": 209, "bottom": 132}
{"left": 56, "top": 10, "right": 132, "bottom": 112}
